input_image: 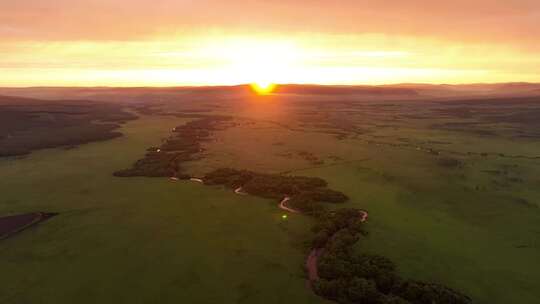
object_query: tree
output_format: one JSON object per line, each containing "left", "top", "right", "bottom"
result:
{"left": 381, "top": 295, "right": 411, "bottom": 304}
{"left": 347, "top": 277, "right": 383, "bottom": 304}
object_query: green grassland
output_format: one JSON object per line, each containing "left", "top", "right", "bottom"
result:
{"left": 0, "top": 115, "right": 326, "bottom": 304}
{"left": 181, "top": 97, "right": 540, "bottom": 303}
{"left": 1, "top": 91, "right": 540, "bottom": 303}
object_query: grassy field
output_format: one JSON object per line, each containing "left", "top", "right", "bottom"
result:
{"left": 182, "top": 98, "right": 540, "bottom": 304}
{"left": 0, "top": 115, "right": 326, "bottom": 304}
{"left": 308, "top": 154, "right": 540, "bottom": 304}
{"left": 2, "top": 92, "right": 540, "bottom": 303}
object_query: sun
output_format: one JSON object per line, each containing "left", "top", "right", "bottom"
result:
{"left": 250, "top": 82, "right": 277, "bottom": 95}
{"left": 213, "top": 39, "right": 299, "bottom": 91}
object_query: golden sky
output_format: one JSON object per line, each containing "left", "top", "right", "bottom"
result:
{"left": 1, "top": 0, "right": 539, "bottom": 86}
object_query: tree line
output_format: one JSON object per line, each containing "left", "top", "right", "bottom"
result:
{"left": 113, "top": 116, "right": 230, "bottom": 178}
{"left": 203, "top": 168, "right": 472, "bottom": 304}
{"left": 312, "top": 209, "right": 472, "bottom": 304}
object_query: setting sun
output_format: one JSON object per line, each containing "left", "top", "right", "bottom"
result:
{"left": 250, "top": 82, "right": 277, "bottom": 95}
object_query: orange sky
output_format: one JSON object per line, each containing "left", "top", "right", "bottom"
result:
{"left": 1, "top": 0, "right": 539, "bottom": 86}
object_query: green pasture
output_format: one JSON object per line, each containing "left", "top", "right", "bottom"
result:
{"left": 0, "top": 115, "right": 325, "bottom": 304}
{"left": 2, "top": 106, "right": 540, "bottom": 304}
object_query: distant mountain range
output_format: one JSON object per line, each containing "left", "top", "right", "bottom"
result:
{"left": 272, "top": 84, "right": 418, "bottom": 96}
{"left": 383, "top": 82, "right": 540, "bottom": 96}
{"left": 0, "top": 83, "right": 539, "bottom": 102}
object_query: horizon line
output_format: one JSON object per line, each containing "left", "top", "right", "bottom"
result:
{"left": 1, "top": 81, "right": 540, "bottom": 89}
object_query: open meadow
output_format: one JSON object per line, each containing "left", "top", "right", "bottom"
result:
{"left": 0, "top": 114, "right": 326, "bottom": 304}
{"left": 1, "top": 87, "right": 540, "bottom": 303}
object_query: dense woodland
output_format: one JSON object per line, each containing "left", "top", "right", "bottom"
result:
{"left": 0, "top": 95, "right": 136, "bottom": 157}
{"left": 203, "top": 168, "right": 347, "bottom": 206}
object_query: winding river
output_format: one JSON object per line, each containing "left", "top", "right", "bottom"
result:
{"left": 191, "top": 177, "right": 368, "bottom": 285}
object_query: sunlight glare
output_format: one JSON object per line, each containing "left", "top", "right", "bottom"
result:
{"left": 219, "top": 40, "right": 299, "bottom": 86}
{"left": 250, "top": 82, "right": 277, "bottom": 95}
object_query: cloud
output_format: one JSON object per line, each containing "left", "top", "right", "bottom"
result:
{"left": 0, "top": 1, "right": 538, "bottom": 85}
{"left": 0, "top": 0, "right": 538, "bottom": 47}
